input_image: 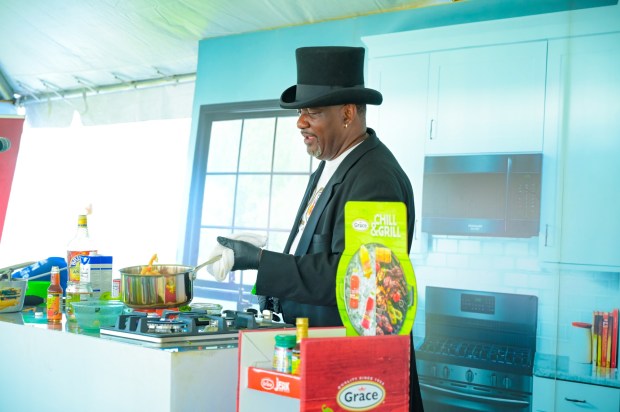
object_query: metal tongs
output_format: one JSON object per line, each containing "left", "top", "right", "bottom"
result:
{"left": 0, "top": 261, "right": 37, "bottom": 281}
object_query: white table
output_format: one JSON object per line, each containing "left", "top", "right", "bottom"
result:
{"left": 0, "top": 312, "right": 239, "bottom": 412}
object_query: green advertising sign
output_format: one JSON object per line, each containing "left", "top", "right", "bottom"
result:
{"left": 336, "top": 201, "right": 417, "bottom": 336}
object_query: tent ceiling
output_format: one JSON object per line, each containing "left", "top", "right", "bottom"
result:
{"left": 0, "top": 0, "right": 451, "bottom": 104}
{"left": 0, "top": 0, "right": 615, "bottom": 105}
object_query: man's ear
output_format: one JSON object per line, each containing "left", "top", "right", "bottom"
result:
{"left": 342, "top": 103, "right": 356, "bottom": 124}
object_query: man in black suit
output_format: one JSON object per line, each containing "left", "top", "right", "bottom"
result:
{"left": 217, "top": 46, "right": 423, "bottom": 411}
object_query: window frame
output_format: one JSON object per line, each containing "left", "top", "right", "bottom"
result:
{"left": 184, "top": 99, "right": 305, "bottom": 309}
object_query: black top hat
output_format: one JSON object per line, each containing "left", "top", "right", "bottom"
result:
{"left": 279, "top": 46, "right": 383, "bottom": 109}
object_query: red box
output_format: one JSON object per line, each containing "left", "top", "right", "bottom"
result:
{"left": 238, "top": 329, "right": 410, "bottom": 412}
{"left": 300, "top": 335, "right": 410, "bottom": 411}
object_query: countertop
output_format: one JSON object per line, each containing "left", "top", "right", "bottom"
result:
{"left": 2, "top": 306, "right": 239, "bottom": 351}
{"left": 534, "top": 352, "right": 620, "bottom": 389}
{"left": 0, "top": 308, "right": 240, "bottom": 412}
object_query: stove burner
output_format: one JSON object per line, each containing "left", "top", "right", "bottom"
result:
{"left": 100, "top": 309, "right": 293, "bottom": 346}
{"left": 419, "top": 337, "right": 533, "bottom": 369}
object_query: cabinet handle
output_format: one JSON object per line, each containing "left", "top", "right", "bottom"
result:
{"left": 564, "top": 397, "right": 587, "bottom": 403}
{"left": 429, "top": 119, "right": 435, "bottom": 140}
{"left": 544, "top": 224, "right": 549, "bottom": 247}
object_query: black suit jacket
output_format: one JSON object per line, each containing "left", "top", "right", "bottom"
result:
{"left": 255, "top": 129, "right": 424, "bottom": 411}
{"left": 256, "top": 129, "right": 415, "bottom": 325}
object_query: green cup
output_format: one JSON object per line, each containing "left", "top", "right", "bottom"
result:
{"left": 26, "top": 281, "right": 51, "bottom": 302}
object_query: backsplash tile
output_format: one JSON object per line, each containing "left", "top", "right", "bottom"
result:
{"left": 410, "top": 235, "right": 619, "bottom": 356}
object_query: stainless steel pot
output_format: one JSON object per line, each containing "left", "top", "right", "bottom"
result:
{"left": 119, "top": 258, "right": 216, "bottom": 309}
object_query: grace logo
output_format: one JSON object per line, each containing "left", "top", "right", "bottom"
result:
{"left": 352, "top": 218, "right": 369, "bottom": 232}
{"left": 260, "top": 377, "right": 275, "bottom": 391}
{"left": 337, "top": 380, "right": 385, "bottom": 411}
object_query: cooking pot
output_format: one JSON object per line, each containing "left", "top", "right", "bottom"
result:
{"left": 119, "top": 258, "right": 217, "bottom": 309}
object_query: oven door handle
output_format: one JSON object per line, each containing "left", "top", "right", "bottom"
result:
{"left": 420, "top": 383, "right": 530, "bottom": 407}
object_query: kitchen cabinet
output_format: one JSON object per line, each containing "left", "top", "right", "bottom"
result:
{"left": 366, "top": 41, "right": 547, "bottom": 250}
{"left": 539, "top": 32, "right": 620, "bottom": 270}
{"left": 366, "top": 53, "right": 429, "bottom": 255}
{"left": 533, "top": 376, "right": 620, "bottom": 411}
{"left": 424, "top": 41, "right": 547, "bottom": 155}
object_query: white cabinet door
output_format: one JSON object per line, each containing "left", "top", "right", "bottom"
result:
{"left": 533, "top": 376, "right": 620, "bottom": 412}
{"left": 425, "top": 41, "right": 547, "bottom": 155}
{"left": 532, "top": 376, "right": 555, "bottom": 412}
{"left": 539, "top": 32, "right": 620, "bottom": 269}
{"left": 367, "top": 53, "right": 429, "bottom": 255}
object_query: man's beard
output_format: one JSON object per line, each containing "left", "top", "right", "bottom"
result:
{"left": 308, "top": 136, "right": 321, "bottom": 158}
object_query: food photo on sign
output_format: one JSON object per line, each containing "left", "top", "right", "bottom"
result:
{"left": 336, "top": 201, "right": 417, "bottom": 337}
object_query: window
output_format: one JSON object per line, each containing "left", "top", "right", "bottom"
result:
{"left": 186, "top": 100, "right": 319, "bottom": 311}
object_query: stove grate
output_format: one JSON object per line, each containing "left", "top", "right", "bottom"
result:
{"left": 418, "top": 337, "right": 533, "bottom": 368}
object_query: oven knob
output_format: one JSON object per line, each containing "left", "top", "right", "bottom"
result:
{"left": 503, "top": 376, "right": 512, "bottom": 389}
{"left": 442, "top": 366, "right": 450, "bottom": 379}
{"left": 466, "top": 369, "right": 474, "bottom": 383}
{"left": 491, "top": 374, "right": 497, "bottom": 386}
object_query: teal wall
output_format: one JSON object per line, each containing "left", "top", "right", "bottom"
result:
{"left": 190, "top": 0, "right": 614, "bottom": 146}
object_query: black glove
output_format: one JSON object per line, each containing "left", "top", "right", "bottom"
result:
{"left": 217, "top": 236, "right": 262, "bottom": 271}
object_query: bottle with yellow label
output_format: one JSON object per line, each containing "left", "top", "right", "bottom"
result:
{"left": 291, "top": 317, "right": 309, "bottom": 375}
{"left": 66, "top": 214, "right": 97, "bottom": 284}
{"left": 65, "top": 214, "right": 96, "bottom": 320}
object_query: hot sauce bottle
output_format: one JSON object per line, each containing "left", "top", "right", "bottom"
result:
{"left": 46, "top": 266, "right": 63, "bottom": 324}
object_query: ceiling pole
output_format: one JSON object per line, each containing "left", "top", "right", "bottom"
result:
{"left": 18, "top": 72, "right": 196, "bottom": 105}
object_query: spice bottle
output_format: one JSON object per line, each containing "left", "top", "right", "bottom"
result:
{"left": 46, "top": 266, "right": 63, "bottom": 324}
{"left": 291, "top": 317, "right": 309, "bottom": 375}
{"left": 273, "top": 334, "right": 296, "bottom": 373}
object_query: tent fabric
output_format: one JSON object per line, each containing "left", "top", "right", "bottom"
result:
{"left": 24, "top": 81, "right": 195, "bottom": 127}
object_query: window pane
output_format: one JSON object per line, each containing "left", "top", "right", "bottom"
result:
{"left": 274, "top": 116, "right": 311, "bottom": 172}
{"left": 267, "top": 231, "right": 291, "bottom": 254}
{"left": 234, "top": 175, "right": 270, "bottom": 228}
{"left": 238, "top": 118, "right": 275, "bottom": 172}
{"left": 201, "top": 175, "right": 236, "bottom": 226}
{"left": 311, "top": 156, "right": 321, "bottom": 172}
{"left": 208, "top": 120, "right": 241, "bottom": 172}
{"left": 270, "top": 175, "right": 307, "bottom": 229}
{"left": 196, "top": 228, "right": 228, "bottom": 276}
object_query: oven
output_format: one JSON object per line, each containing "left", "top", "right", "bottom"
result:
{"left": 417, "top": 287, "right": 538, "bottom": 412}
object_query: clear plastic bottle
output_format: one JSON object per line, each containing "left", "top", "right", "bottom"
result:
{"left": 65, "top": 214, "right": 96, "bottom": 320}
{"left": 66, "top": 214, "right": 97, "bottom": 284}
{"left": 65, "top": 281, "right": 93, "bottom": 321}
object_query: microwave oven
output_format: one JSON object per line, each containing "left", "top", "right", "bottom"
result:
{"left": 421, "top": 153, "right": 542, "bottom": 238}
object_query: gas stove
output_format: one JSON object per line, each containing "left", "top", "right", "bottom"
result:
{"left": 416, "top": 287, "right": 538, "bottom": 412}
{"left": 100, "top": 309, "right": 292, "bottom": 348}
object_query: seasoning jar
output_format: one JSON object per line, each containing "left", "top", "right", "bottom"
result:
{"left": 273, "top": 334, "right": 296, "bottom": 373}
